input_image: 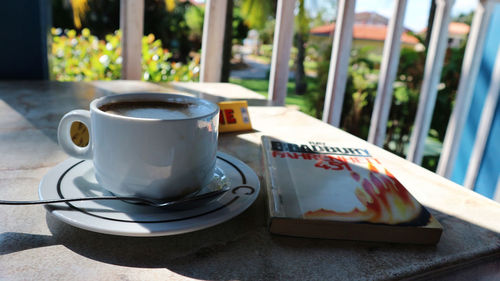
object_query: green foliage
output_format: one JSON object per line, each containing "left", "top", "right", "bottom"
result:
{"left": 454, "top": 12, "right": 474, "bottom": 25}
{"left": 51, "top": 28, "right": 121, "bottom": 81}
{"left": 52, "top": 0, "right": 120, "bottom": 40}
{"left": 184, "top": 5, "right": 205, "bottom": 41}
{"left": 259, "top": 44, "right": 274, "bottom": 58}
{"left": 303, "top": 43, "right": 330, "bottom": 118}
{"left": 142, "top": 0, "right": 194, "bottom": 62}
{"left": 184, "top": 3, "right": 249, "bottom": 47}
{"left": 232, "top": 6, "right": 251, "bottom": 44}
{"left": 341, "top": 47, "right": 380, "bottom": 138}
{"left": 240, "top": 0, "right": 274, "bottom": 30}
{"left": 50, "top": 28, "right": 199, "bottom": 82}
{"left": 303, "top": 42, "right": 465, "bottom": 171}
{"left": 258, "top": 20, "right": 276, "bottom": 44}
{"left": 52, "top": 0, "right": 200, "bottom": 62}
{"left": 382, "top": 47, "right": 425, "bottom": 156}
{"left": 141, "top": 33, "right": 200, "bottom": 82}
{"left": 303, "top": 44, "right": 380, "bottom": 135}
{"left": 431, "top": 46, "right": 466, "bottom": 139}
{"left": 385, "top": 85, "right": 419, "bottom": 155}
{"left": 229, "top": 77, "right": 316, "bottom": 114}
{"left": 295, "top": 0, "right": 310, "bottom": 36}
{"left": 293, "top": 0, "right": 310, "bottom": 94}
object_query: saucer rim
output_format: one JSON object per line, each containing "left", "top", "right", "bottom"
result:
{"left": 39, "top": 152, "right": 259, "bottom": 237}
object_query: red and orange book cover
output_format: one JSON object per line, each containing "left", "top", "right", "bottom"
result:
{"left": 262, "top": 136, "right": 442, "bottom": 244}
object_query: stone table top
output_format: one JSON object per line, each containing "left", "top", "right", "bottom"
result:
{"left": 0, "top": 81, "right": 499, "bottom": 280}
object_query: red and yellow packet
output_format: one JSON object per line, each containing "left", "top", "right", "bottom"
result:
{"left": 218, "top": 100, "right": 252, "bottom": 133}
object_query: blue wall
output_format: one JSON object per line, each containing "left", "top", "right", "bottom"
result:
{"left": 0, "top": 0, "right": 51, "bottom": 80}
{"left": 451, "top": 4, "right": 500, "bottom": 198}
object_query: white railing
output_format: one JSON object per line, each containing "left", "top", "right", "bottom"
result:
{"left": 119, "top": 0, "right": 499, "bottom": 187}
{"left": 322, "top": 0, "right": 356, "bottom": 126}
{"left": 268, "top": 0, "right": 295, "bottom": 106}
{"left": 368, "top": 0, "right": 408, "bottom": 146}
{"left": 120, "top": 0, "right": 143, "bottom": 80}
{"left": 407, "top": 0, "right": 455, "bottom": 165}
{"left": 200, "top": 0, "right": 228, "bottom": 82}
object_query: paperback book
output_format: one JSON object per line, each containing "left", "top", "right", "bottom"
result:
{"left": 261, "top": 136, "right": 442, "bottom": 244}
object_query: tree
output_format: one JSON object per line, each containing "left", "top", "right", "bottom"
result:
{"left": 294, "top": 0, "right": 310, "bottom": 95}
{"left": 240, "top": 0, "right": 274, "bottom": 30}
{"left": 424, "top": 0, "right": 436, "bottom": 49}
{"left": 240, "top": 0, "right": 312, "bottom": 94}
{"left": 184, "top": 1, "right": 249, "bottom": 82}
{"left": 185, "top": 4, "right": 204, "bottom": 42}
{"left": 58, "top": 0, "right": 200, "bottom": 62}
{"left": 221, "top": 0, "right": 234, "bottom": 82}
{"left": 53, "top": 0, "right": 120, "bottom": 37}
{"left": 454, "top": 11, "right": 474, "bottom": 25}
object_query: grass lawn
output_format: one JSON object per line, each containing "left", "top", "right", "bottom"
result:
{"left": 229, "top": 77, "right": 319, "bottom": 115}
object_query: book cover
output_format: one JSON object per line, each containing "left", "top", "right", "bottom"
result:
{"left": 262, "top": 136, "right": 442, "bottom": 244}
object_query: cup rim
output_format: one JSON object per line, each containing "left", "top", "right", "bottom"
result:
{"left": 90, "top": 92, "right": 219, "bottom": 122}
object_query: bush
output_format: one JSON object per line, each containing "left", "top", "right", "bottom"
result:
{"left": 304, "top": 43, "right": 465, "bottom": 172}
{"left": 50, "top": 28, "right": 200, "bottom": 82}
{"left": 259, "top": 44, "right": 273, "bottom": 57}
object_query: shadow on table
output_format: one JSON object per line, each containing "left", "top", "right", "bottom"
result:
{"left": 41, "top": 207, "right": 500, "bottom": 280}
{"left": 0, "top": 81, "right": 176, "bottom": 144}
{"left": 0, "top": 81, "right": 269, "bottom": 146}
{"left": 0, "top": 81, "right": 101, "bottom": 144}
{"left": 0, "top": 232, "right": 54, "bottom": 255}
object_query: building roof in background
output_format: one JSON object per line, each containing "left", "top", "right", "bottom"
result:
{"left": 310, "top": 24, "right": 336, "bottom": 35}
{"left": 448, "top": 22, "right": 471, "bottom": 35}
{"left": 310, "top": 23, "right": 419, "bottom": 44}
{"left": 420, "top": 22, "right": 470, "bottom": 36}
{"left": 310, "top": 12, "right": 418, "bottom": 44}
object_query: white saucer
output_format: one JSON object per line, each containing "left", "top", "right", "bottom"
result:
{"left": 39, "top": 152, "right": 260, "bottom": 237}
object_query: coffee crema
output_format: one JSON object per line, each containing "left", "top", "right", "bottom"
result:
{"left": 98, "top": 100, "right": 208, "bottom": 120}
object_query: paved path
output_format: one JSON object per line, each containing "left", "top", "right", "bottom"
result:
{"left": 230, "top": 56, "right": 295, "bottom": 80}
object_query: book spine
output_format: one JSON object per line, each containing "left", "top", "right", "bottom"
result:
{"left": 261, "top": 136, "right": 282, "bottom": 217}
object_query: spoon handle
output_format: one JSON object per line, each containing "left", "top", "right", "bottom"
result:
{"left": 0, "top": 187, "right": 230, "bottom": 207}
{"left": 0, "top": 196, "right": 151, "bottom": 205}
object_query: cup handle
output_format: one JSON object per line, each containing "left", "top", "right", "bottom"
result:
{"left": 57, "top": 110, "right": 93, "bottom": 159}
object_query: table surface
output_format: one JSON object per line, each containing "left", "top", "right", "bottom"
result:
{"left": 1, "top": 81, "right": 499, "bottom": 281}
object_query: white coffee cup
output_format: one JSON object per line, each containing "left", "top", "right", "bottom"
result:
{"left": 57, "top": 93, "right": 219, "bottom": 200}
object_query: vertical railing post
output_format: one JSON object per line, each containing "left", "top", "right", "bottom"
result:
{"left": 120, "top": 0, "right": 144, "bottom": 80}
{"left": 268, "top": 0, "right": 296, "bottom": 106}
{"left": 200, "top": 0, "right": 228, "bottom": 82}
{"left": 368, "top": 0, "right": 408, "bottom": 146}
{"left": 407, "top": 0, "right": 454, "bottom": 164}
{"left": 437, "top": 0, "right": 495, "bottom": 178}
{"left": 464, "top": 47, "right": 500, "bottom": 189}
{"left": 322, "top": 0, "right": 356, "bottom": 126}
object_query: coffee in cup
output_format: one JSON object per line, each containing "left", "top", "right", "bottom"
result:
{"left": 57, "top": 93, "right": 219, "bottom": 200}
{"left": 98, "top": 100, "right": 204, "bottom": 119}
